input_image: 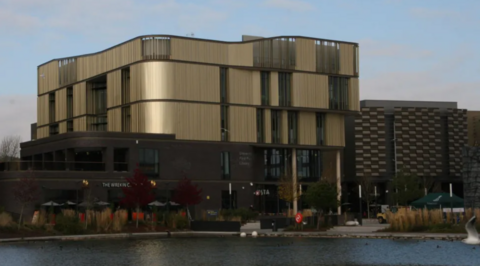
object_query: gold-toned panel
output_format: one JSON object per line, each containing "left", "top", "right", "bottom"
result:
{"left": 228, "top": 69, "right": 255, "bottom": 105}
{"left": 269, "top": 72, "right": 279, "bottom": 106}
{"left": 38, "top": 61, "right": 59, "bottom": 94}
{"left": 295, "top": 38, "right": 316, "bottom": 72}
{"left": 339, "top": 43, "right": 354, "bottom": 76}
{"left": 73, "top": 82, "right": 86, "bottom": 116}
{"left": 107, "top": 108, "right": 122, "bottom": 132}
{"left": 298, "top": 112, "right": 316, "bottom": 145}
{"left": 228, "top": 43, "right": 253, "bottom": 66}
{"left": 59, "top": 121, "right": 67, "bottom": 134}
{"left": 130, "top": 104, "right": 139, "bottom": 133}
{"left": 292, "top": 73, "right": 328, "bottom": 108}
{"left": 55, "top": 88, "right": 67, "bottom": 122}
{"left": 37, "top": 94, "right": 49, "bottom": 126}
{"left": 349, "top": 78, "right": 360, "bottom": 111}
{"left": 36, "top": 126, "right": 49, "bottom": 139}
{"left": 107, "top": 70, "right": 122, "bottom": 108}
{"left": 130, "top": 62, "right": 219, "bottom": 103}
{"left": 228, "top": 106, "right": 256, "bottom": 142}
{"left": 73, "top": 116, "right": 87, "bottom": 131}
{"left": 264, "top": 109, "right": 272, "bottom": 143}
{"left": 77, "top": 39, "right": 141, "bottom": 81}
{"left": 281, "top": 111, "right": 288, "bottom": 144}
{"left": 132, "top": 102, "right": 220, "bottom": 141}
{"left": 467, "top": 111, "right": 480, "bottom": 146}
{"left": 171, "top": 38, "right": 228, "bottom": 65}
{"left": 325, "top": 114, "right": 345, "bottom": 147}
{"left": 252, "top": 71, "right": 261, "bottom": 105}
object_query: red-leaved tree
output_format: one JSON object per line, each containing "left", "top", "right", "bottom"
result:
{"left": 171, "top": 177, "right": 202, "bottom": 223}
{"left": 12, "top": 172, "right": 39, "bottom": 229}
{"left": 121, "top": 166, "right": 155, "bottom": 228}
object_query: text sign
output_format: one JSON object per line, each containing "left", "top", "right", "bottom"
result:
{"left": 254, "top": 189, "right": 270, "bottom": 196}
{"left": 295, "top": 213, "right": 303, "bottom": 224}
{"left": 102, "top": 182, "right": 130, "bottom": 188}
{"left": 239, "top": 152, "right": 252, "bottom": 166}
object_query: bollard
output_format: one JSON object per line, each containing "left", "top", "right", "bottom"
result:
{"left": 272, "top": 219, "right": 277, "bottom": 232}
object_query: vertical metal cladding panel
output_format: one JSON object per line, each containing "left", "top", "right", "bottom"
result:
{"left": 107, "top": 108, "right": 122, "bottom": 132}
{"left": 107, "top": 70, "right": 122, "bottom": 108}
{"left": 325, "top": 114, "right": 345, "bottom": 147}
{"left": 73, "top": 116, "right": 87, "bottom": 131}
{"left": 228, "top": 69, "right": 254, "bottom": 105}
{"left": 228, "top": 106, "right": 256, "bottom": 143}
{"left": 339, "top": 43, "right": 354, "bottom": 76}
{"left": 295, "top": 38, "right": 316, "bottom": 72}
{"left": 37, "top": 94, "right": 49, "bottom": 126}
{"left": 227, "top": 43, "right": 253, "bottom": 67}
{"left": 59, "top": 121, "right": 67, "bottom": 134}
{"left": 36, "top": 126, "right": 49, "bottom": 139}
{"left": 298, "top": 112, "right": 316, "bottom": 145}
{"left": 264, "top": 109, "right": 272, "bottom": 143}
{"left": 252, "top": 71, "right": 261, "bottom": 106}
{"left": 73, "top": 82, "right": 86, "bottom": 116}
{"left": 322, "top": 150, "right": 338, "bottom": 182}
{"left": 130, "top": 103, "right": 139, "bottom": 133}
{"left": 55, "top": 88, "right": 67, "bottom": 122}
{"left": 269, "top": 72, "right": 279, "bottom": 106}
{"left": 291, "top": 73, "right": 328, "bottom": 108}
{"left": 281, "top": 110, "right": 288, "bottom": 144}
{"left": 171, "top": 38, "right": 228, "bottom": 65}
{"left": 38, "top": 61, "right": 59, "bottom": 94}
{"left": 467, "top": 111, "right": 480, "bottom": 146}
{"left": 349, "top": 78, "right": 360, "bottom": 111}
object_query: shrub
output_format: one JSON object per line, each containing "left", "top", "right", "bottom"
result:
{"left": 167, "top": 213, "right": 188, "bottom": 230}
{"left": 96, "top": 209, "right": 113, "bottom": 232}
{"left": 112, "top": 210, "right": 128, "bottom": 232}
{"left": 0, "top": 212, "right": 14, "bottom": 227}
{"left": 55, "top": 214, "right": 83, "bottom": 234}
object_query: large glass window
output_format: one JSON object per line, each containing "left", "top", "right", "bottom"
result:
{"left": 261, "top": 71, "right": 270, "bottom": 105}
{"left": 221, "top": 190, "right": 237, "bottom": 209}
{"left": 122, "top": 107, "right": 131, "bottom": 132}
{"left": 288, "top": 111, "right": 297, "bottom": 144}
{"left": 67, "top": 120, "right": 73, "bottom": 132}
{"left": 67, "top": 87, "right": 73, "bottom": 119}
{"left": 278, "top": 72, "right": 291, "bottom": 106}
{"left": 49, "top": 124, "right": 59, "bottom": 136}
{"left": 220, "top": 67, "right": 227, "bottom": 103}
{"left": 88, "top": 78, "right": 108, "bottom": 131}
{"left": 271, "top": 110, "right": 282, "bottom": 144}
{"left": 297, "top": 150, "right": 322, "bottom": 182}
{"left": 49, "top": 93, "right": 55, "bottom": 123}
{"left": 221, "top": 151, "right": 230, "bottom": 179}
{"left": 139, "top": 149, "right": 159, "bottom": 177}
{"left": 316, "top": 113, "right": 325, "bottom": 145}
{"left": 121, "top": 68, "right": 130, "bottom": 104}
{"left": 221, "top": 106, "right": 228, "bottom": 141}
{"left": 329, "top": 77, "right": 349, "bottom": 110}
{"left": 264, "top": 149, "right": 290, "bottom": 180}
{"left": 257, "top": 109, "right": 264, "bottom": 143}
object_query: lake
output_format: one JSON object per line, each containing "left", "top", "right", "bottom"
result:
{"left": 0, "top": 237, "right": 478, "bottom": 266}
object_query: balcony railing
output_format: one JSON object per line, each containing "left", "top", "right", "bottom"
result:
{"left": 0, "top": 161, "right": 107, "bottom": 172}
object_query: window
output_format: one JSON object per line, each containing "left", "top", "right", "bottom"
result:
{"left": 220, "top": 67, "right": 227, "bottom": 103}
{"left": 316, "top": 113, "right": 325, "bottom": 145}
{"left": 121, "top": 68, "right": 130, "bottom": 104}
{"left": 88, "top": 78, "right": 108, "bottom": 131}
{"left": 67, "top": 87, "right": 73, "bottom": 119}
{"left": 328, "top": 77, "right": 349, "bottom": 110}
{"left": 221, "top": 152, "right": 230, "bottom": 179}
{"left": 92, "top": 82, "right": 107, "bottom": 115}
{"left": 288, "top": 111, "right": 297, "bottom": 144}
{"left": 221, "top": 190, "right": 237, "bottom": 209}
{"left": 253, "top": 38, "right": 296, "bottom": 69}
{"left": 297, "top": 150, "right": 322, "bottom": 182}
{"left": 256, "top": 109, "right": 264, "bottom": 143}
{"left": 67, "top": 120, "right": 73, "bottom": 132}
{"left": 141, "top": 37, "right": 171, "bottom": 60}
{"left": 264, "top": 149, "right": 290, "bottom": 180}
{"left": 49, "top": 124, "right": 59, "bottom": 136}
{"left": 278, "top": 72, "right": 291, "bottom": 106}
{"left": 122, "top": 107, "right": 131, "bottom": 132}
{"left": 261, "top": 72, "right": 270, "bottom": 105}
{"left": 49, "top": 93, "right": 55, "bottom": 123}
{"left": 221, "top": 106, "right": 229, "bottom": 141}
{"left": 315, "top": 40, "right": 340, "bottom": 74}
{"left": 271, "top": 110, "right": 282, "bottom": 144}
{"left": 114, "top": 148, "right": 129, "bottom": 172}
{"left": 354, "top": 45, "right": 359, "bottom": 76}
{"left": 139, "top": 149, "right": 159, "bottom": 177}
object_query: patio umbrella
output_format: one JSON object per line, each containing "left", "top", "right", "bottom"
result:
{"left": 95, "top": 201, "right": 110, "bottom": 206}
{"left": 169, "top": 201, "right": 180, "bottom": 206}
{"left": 148, "top": 201, "right": 166, "bottom": 206}
{"left": 41, "top": 201, "right": 62, "bottom": 206}
{"left": 65, "top": 201, "right": 77, "bottom": 205}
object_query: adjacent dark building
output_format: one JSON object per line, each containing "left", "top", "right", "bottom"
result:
{"left": 344, "top": 100, "right": 467, "bottom": 208}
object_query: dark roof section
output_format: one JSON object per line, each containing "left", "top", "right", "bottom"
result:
{"left": 38, "top": 34, "right": 359, "bottom": 68}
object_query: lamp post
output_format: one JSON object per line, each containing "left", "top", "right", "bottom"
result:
{"left": 450, "top": 183, "right": 453, "bottom": 222}
{"left": 359, "top": 185, "right": 362, "bottom": 225}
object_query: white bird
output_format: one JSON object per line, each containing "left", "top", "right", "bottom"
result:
{"left": 462, "top": 216, "right": 480, "bottom": 245}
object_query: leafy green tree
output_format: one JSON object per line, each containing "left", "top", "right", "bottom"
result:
{"left": 391, "top": 168, "right": 423, "bottom": 206}
{"left": 304, "top": 180, "right": 339, "bottom": 229}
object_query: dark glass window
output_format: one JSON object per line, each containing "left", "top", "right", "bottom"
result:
{"left": 67, "top": 120, "right": 73, "bottom": 132}
{"left": 288, "top": 111, "right": 297, "bottom": 144}
{"left": 49, "top": 124, "right": 59, "bottom": 136}
{"left": 297, "top": 150, "right": 322, "bottom": 182}
{"left": 221, "top": 106, "right": 228, "bottom": 141}
{"left": 89, "top": 80, "right": 108, "bottom": 131}
{"left": 220, "top": 67, "right": 227, "bottom": 103}
{"left": 49, "top": 93, "right": 55, "bottom": 123}
{"left": 278, "top": 72, "right": 291, "bottom": 106}
{"left": 121, "top": 68, "right": 130, "bottom": 104}
{"left": 264, "top": 149, "right": 290, "bottom": 180}
{"left": 261, "top": 71, "right": 270, "bottom": 105}
{"left": 316, "top": 113, "right": 325, "bottom": 145}
{"left": 221, "top": 190, "right": 237, "bottom": 209}
{"left": 122, "top": 107, "right": 131, "bottom": 132}
{"left": 139, "top": 149, "right": 159, "bottom": 177}
{"left": 329, "top": 77, "right": 349, "bottom": 110}
{"left": 67, "top": 87, "right": 73, "bottom": 119}
{"left": 257, "top": 109, "right": 264, "bottom": 143}
{"left": 271, "top": 110, "right": 282, "bottom": 144}
{"left": 221, "top": 151, "right": 230, "bottom": 179}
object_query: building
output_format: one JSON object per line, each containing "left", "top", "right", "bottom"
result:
{"left": 0, "top": 35, "right": 360, "bottom": 218}
{"left": 467, "top": 111, "right": 480, "bottom": 146}
{"left": 344, "top": 100, "right": 467, "bottom": 208}
{"left": 462, "top": 147, "right": 480, "bottom": 209}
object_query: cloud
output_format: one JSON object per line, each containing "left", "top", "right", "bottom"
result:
{"left": 263, "top": 0, "right": 314, "bottom": 12}
{"left": 0, "top": 95, "right": 36, "bottom": 143}
{"left": 360, "top": 39, "right": 433, "bottom": 59}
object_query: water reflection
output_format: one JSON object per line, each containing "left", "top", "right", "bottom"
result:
{"left": 0, "top": 237, "right": 478, "bottom": 266}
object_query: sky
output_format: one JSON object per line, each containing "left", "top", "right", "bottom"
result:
{"left": 0, "top": 0, "right": 479, "bottom": 142}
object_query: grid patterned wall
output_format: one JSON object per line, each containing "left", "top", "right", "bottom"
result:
{"left": 354, "top": 107, "right": 387, "bottom": 177}
{"left": 447, "top": 108, "right": 468, "bottom": 177}
{"left": 394, "top": 107, "right": 442, "bottom": 176}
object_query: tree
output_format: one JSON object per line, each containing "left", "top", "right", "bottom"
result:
{"left": 277, "top": 174, "right": 299, "bottom": 217}
{"left": 303, "top": 180, "right": 339, "bottom": 229}
{"left": 358, "top": 174, "right": 374, "bottom": 218}
{"left": 121, "top": 166, "right": 155, "bottom": 228}
{"left": 171, "top": 176, "right": 202, "bottom": 224}
{"left": 0, "top": 135, "right": 21, "bottom": 162}
{"left": 391, "top": 168, "right": 423, "bottom": 206}
{"left": 12, "top": 172, "right": 39, "bottom": 229}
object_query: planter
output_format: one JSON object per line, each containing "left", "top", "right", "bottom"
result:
{"left": 191, "top": 221, "right": 241, "bottom": 232}
{"left": 132, "top": 212, "right": 144, "bottom": 221}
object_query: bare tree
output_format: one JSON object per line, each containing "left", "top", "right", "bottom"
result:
{"left": 12, "top": 171, "right": 40, "bottom": 229}
{"left": 278, "top": 173, "right": 300, "bottom": 217}
{"left": 0, "top": 135, "right": 21, "bottom": 162}
{"left": 358, "top": 174, "right": 374, "bottom": 218}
